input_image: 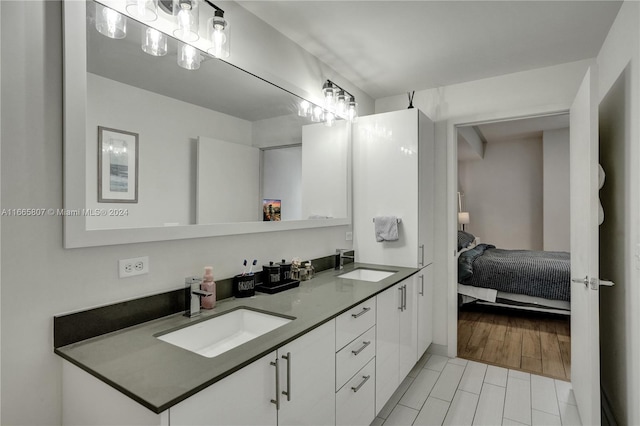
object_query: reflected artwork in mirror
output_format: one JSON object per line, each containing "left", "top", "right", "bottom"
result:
{"left": 63, "top": 0, "right": 351, "bottom": 247}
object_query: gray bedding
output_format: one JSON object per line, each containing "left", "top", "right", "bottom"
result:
{"left": 458, "top": 244, "right": 571, "bottom": 302}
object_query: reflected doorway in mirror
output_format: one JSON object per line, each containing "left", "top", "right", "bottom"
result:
{"left": 98, "top": 126, "right": 139, "bottom": 203}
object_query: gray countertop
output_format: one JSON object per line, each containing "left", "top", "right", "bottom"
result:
{"left": 55, "top": 263, "right": 418, "bottom": 414}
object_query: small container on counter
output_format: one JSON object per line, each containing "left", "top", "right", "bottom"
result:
{"left": 305, "top": 262, "right": 315, "bottom": 280}
{"left": 278, "top": 259, "right": 292, "bottom": 281}
{"left": 233, "top": 274, "right": 256, "bottom": 298}
{"left": 201, "top": 266, "right": 216, "bottom": 309}
{"left": 262, "top": 261, "right": 281, "bottom": 288}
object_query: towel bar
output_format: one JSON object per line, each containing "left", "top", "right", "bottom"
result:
{"left": 372, "top": 218, "right": 402, "bottom": 223}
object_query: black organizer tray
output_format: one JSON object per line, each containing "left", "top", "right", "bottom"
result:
{"left": 255, "top": 279, "right": 300, "bottom": 294}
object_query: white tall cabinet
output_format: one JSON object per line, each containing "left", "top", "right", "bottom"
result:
{"left": 353, "top": 108, "right": 435, "bottom": 269}
{"left": 353, "top": 109, "right": 435, "bottom": 414}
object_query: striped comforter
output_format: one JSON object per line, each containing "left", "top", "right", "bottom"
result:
{"left": 458, "top": 244, "right": 571, "bottom": 302}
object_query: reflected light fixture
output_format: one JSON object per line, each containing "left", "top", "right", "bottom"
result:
{"left": 95, "top": 3, "right": 127, "bottom": 39}
{"left": 142, "top": 27, "right": 168, "bottom": 56}
{"left": 178, "top": 43, "right": 201, "bottom": 70}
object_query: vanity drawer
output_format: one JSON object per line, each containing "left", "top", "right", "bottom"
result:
{"left": 336, "top": 326, "right": 376, "bottom": 391}
{"left": 336, "top": 299, "right": 376, "bottom": 350}
{"left": 336, "top": 358, "right": 376, "bottom": 426}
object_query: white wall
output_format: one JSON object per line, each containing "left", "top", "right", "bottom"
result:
{"left": 595, "top": 2, "right": 640, "bottom": 424}
{"left": 86, "top": 73, "right": 252, "bottom": 229}
{"left": 458, "top": 137, "right": 543, "bottom": 250}
{"left": 0, "top": 2, "right": 364, "bottom": 424}
{"left": 542, "top": 128, "right": 570, "bottom": 251}
{"left": 376, "top": 59, "right": 591, "bottom": 347}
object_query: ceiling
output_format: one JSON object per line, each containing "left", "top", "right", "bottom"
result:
{"left": 238, "top": 1, "right": 622, "bottom": 100}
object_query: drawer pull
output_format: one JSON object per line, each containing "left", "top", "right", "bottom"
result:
{"left": 281, "top": 352, "right": 291, "bottom": 401}
{"left": 351, "top": 307, "right": 371, "bottom": 318}
{"left": 351, "top": 375, "right": 371, "bottom": 393}
{"left": 351, "top": 340, "right": 371, "bottom": 356}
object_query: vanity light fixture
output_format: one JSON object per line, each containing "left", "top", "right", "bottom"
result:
{"left": 320, "top": 80, "right": 358, "bottom": 125}
{"left": 95, "top": 0, "right": 231, "bottom": 68}
{"left": 95, "top": 3, "right": 127, "bottom": 39}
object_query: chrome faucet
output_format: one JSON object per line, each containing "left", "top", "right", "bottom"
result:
{"left": 184, "top": 277, "right": 213, "bottom": 318}
{"left": 335, "top": 249, "right": 355, "bottom": 270}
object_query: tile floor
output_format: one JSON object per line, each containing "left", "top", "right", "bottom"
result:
{"left": 371, "top": 353, "right": 582, "bottom": 426}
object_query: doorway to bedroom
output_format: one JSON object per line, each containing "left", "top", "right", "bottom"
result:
{"left": 455, "top": 113, "right": 572, "bottom": 381}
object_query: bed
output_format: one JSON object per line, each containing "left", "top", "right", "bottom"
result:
{"left": 457, "top": 231, "right": 571, "bottom": 315}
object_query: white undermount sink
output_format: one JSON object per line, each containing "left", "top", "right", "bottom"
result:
{"left": 338, "top": 268, "right": 396, "bottom": 282}
{"left": 157, "top": 308, "right": 293, "bottom": 358}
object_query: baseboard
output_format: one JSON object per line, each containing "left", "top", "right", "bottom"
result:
{"left": 601, "top": 386, "right": 618, "bottom": 426}
{"left": 426, "top": 343, "right": 449, "bottom": 357}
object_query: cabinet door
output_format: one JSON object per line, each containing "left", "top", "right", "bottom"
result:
{"left": 398, "top": 276, "right": 418, "bottom": 380}
{"left": 375, "top": 284, "right": 401, "bottom": 414}
{"left": 169, "top": 352, "right": 278, "bottom": 426}
{"left": 277, "top": 320, "right": 336, "bottom": 426}
{"left": 417, "top": 265, "right": 433, "bottom": 357}
{"left": 417, "top": 110, "right": 435, "bottom": 267}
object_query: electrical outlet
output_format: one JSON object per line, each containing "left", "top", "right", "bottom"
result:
{"left": 119, "top": 256, "right": 149, "bottom": 278}
{"left": 345, "top": 231, "right": 353, "bottom": 241}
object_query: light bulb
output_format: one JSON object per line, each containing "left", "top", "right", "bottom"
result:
{"left": 142, "top": 27, "right": 167, "bottom": 56}
{"left": 207, "top": 12, "right": 229, "bottom": 58}
{"left": 312, "top": 106, "right": 324, "bottom": 122}
{"left": 336, "top": 90, "right": 346, "bottom": 117}
{"left": 178, "top": 43, "right": 201, "bottom": 70}
{"left": 347, "top": 97, "right": 358, "bottom": 122}
{"left": 324, "top": 112, "right": 335, "bottom": 127}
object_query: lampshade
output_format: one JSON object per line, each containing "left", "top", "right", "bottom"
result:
{"left": 95, "top": 3, "right": 127, "bottom": 39}
{"left": 458, "top": 212, "right": 470, "bottom": 225}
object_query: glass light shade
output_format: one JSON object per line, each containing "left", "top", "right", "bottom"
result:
{"left": 178, "top": 43, "right": 201, "bottom": 70}
{"left": 126, "top": 0, "right": 158, "bottom": 22}
{"left": 173, "top": 0, "right": 199, "bottom": 42}
{"left": 298, "top": 100, "right": 311, "bottom": 117}
{"left": 347, "top": 97, "right": 358, "bottom": 122}
{"left": 142, "top": 28, "right": 167, "bottom": 56}
{"left": 336, "top": 90, "right": 347, "bottom": 117}
{"left": 311, "top": 106, "right": 324, "bottom": 122}
{"left": 323, "top": 83, "right": 335, "bottom": 110}
{"left": 324, "top": 111, "right": 335, "bottom": 127}
{"left": 207, "top": 13, "right": 230, "bottom": 58}
{"left": 95, "top": 3, "right": 127, "bottom": 39}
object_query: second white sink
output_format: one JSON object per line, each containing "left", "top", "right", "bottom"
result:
{"left": 157, "top": 308, "right": 293, "bottom": 358}
{"left": 338, "top": 268, "right": 395, "bottom": 282}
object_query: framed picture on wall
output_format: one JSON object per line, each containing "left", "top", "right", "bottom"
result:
{"left": 263, "top": 199, "right": 281, "bottom": 221}
{"left": 98, "top": 126, "right": 139, "bottom": 203}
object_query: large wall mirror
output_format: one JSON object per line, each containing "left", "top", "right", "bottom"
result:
{"left": 63, "top": 0, "right": 351, "bottom": 248}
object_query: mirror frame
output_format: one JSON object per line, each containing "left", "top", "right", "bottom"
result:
{"left": 63, "top": 0, "right": 351, "bottom": 248}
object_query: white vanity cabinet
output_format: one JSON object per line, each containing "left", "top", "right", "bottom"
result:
{"left": 171, "top": 320, "right": 336, "bottom": 426}
{"left": 375, "top": 276, "right": 418, "bottom": 414}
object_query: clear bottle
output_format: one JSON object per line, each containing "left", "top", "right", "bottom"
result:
{"left": 305, "top": 262, "right": 314, "bottom": 280}
{"left": 201, "top": 266, "right": 216, "bottom": 309}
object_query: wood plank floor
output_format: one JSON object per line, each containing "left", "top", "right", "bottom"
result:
{"left": 457, "top": 305, "right": 571, "bottom": 381}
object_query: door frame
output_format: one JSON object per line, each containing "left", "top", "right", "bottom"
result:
{"left": 445, "top": 106, "right": 571, "bottom": 358}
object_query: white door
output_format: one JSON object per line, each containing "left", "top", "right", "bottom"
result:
{"left": 417, "top": 265, "right": 433, "bottom": 357}
{"left": 398, "top": 276, "right": 418, "bottom": 379}
{"left": 569, "top": 65, "right": 601, "bottom": 426}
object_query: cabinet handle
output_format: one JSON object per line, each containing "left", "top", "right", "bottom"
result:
{"left": 419, "top": 275, "right": 424, "bottom": 296}
{"left": 270, "top": 359, "right": 280, "bottom": 410}
{"left": 351, "top": 341, "right": 371, "bottom": 356}
{"left": 402, "top": 285, "right": 407, "bottom": 310}
{"left": 398, "top": 287, "right": 404, "bottom": 311}
{"left": 351, "top": 375, "right": 371, "bottom": 393}
{"left": 351, "top": 306, "right": 371, "bottom": 318}
{"left": 281, "top": 352, "right": 291, "bottom": 401}
{"left": 419, "top": 244, "right": 425, "bottom": 266}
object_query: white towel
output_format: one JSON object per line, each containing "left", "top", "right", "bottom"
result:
{"left": 374, "top": 216, "right": 399, "bottom": 242}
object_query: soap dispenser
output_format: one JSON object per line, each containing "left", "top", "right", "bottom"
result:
{"left": 201, "top": 266, "right": 216, "bottom": 309}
